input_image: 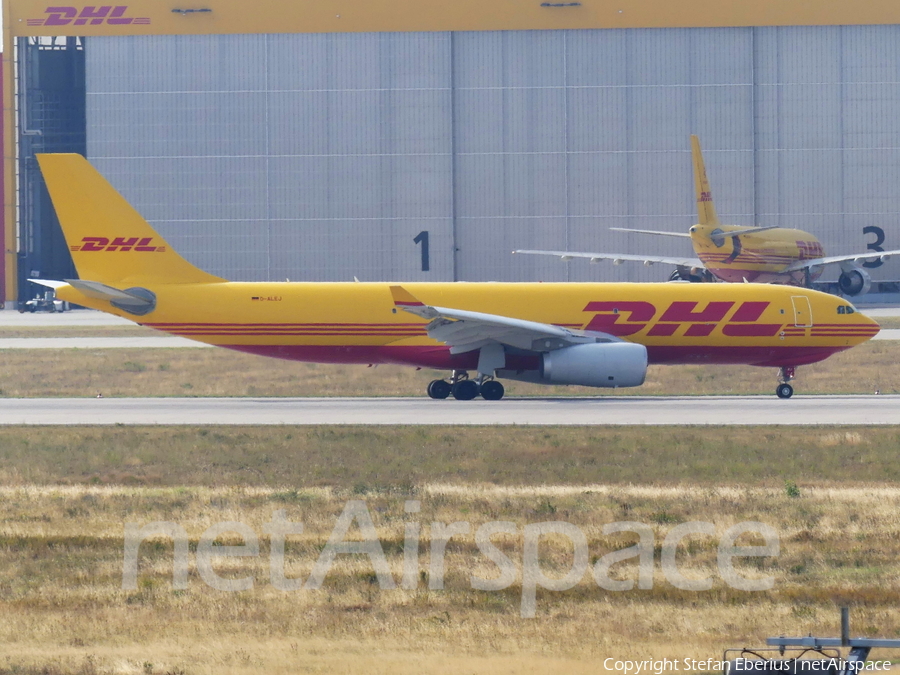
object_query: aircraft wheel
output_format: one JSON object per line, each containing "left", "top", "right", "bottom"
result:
{"left": 480, "top": 380, "right": 504, "bottom": 401}
{"left": 776, "top": 384, "right": 794, "bottom": 399}
{"left": 451, "top": 379, "right": 479, "bottom": 401}
{"left": 427, "top": 379, "right": 451, "bottom": 400}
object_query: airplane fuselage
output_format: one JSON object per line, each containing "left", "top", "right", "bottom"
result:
{"left": 37, "top": 152, "right": 881, "bottom": 400}
{"left": 690, "top": 225, "right": 826, "bottom": 285}
{"left": 56, "top": 280, "right": 877, "bottom": 371}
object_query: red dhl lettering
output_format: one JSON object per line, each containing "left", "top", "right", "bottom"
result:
{"left": 583, "top": 300, "right": 782, "bottom": 337}
{"left": 583, "top": 301, "right": 655, "bottom": 336}
{"left": 660, "top": 301, "right": 732, "bottom": 323}
{"left": 30, "top": 6, "right": 150, "bottom": 27}
{"left": 699, "top": 191, "right": 712, "bottom": 202}
{"left": 70, "top": 236, "right": 163, "bottom": 252}
{"left": 796, "top": 240, "right": 825, "bottom": 260}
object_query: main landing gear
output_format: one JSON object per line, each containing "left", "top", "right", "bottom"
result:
{"left": 426, "top": 370, "right": 505, "bottom": 401}
{"left": 776, "top": 366, "right": 796, "bottom": 399}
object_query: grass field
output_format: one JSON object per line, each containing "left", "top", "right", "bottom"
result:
{"left": 3, "top": 426, "right": 900, "bottom": 674}
{"left": 0, "top": 340, "right": 896, "bottom": 398}
{"left": 1, "top": 314, "right": 897, "bottom": 672}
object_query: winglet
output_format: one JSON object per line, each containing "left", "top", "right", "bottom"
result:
{"left": 691, "top": 135, "right": 720, "bottom": 226}
{"left": 390, "top": 285, "right": 439, "bottom": 319}
{"left": 390, "top": 285, "right": 426, "bottom": 308}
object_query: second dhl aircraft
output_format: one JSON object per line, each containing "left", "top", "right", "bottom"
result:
{"left": 516, "top": 135, "right": 900, "bottom": 296}
{"left": 36, "top": 153, "right": 879, "bottom": 401}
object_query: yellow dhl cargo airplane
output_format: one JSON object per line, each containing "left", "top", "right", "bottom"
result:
{"left": 35, "top": 153, "right": 880, "bottom": 401}
{"left": 515, "top": 135, "right": 900, "bottom": 296}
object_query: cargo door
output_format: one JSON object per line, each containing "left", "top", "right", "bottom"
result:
{"left": 791, "top": 296, "right": 813, "bottom": 327}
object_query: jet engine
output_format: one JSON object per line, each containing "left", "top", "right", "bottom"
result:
{"left": 838, "top": 267, "right": 872, "bottom": 297}
{"left": 541, "top": 342, "right": 647, "bottom": 388}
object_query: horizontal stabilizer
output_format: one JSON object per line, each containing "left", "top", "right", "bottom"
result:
{"left": 28, "top": 279, "right": 69, "bottom": 290}
{"left": 609, "top": 227, "right": 692, "bottom": 238}
{"left": 67, "top": 279, "right": 157, "bottom": 316}
{"left": 65, "top": 279, "right": 150, "bottom": 304}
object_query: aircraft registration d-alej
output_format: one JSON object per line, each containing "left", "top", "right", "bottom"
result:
{"left": 36, "top": 153, "right": 879, "bottom": 401}
{"left": 515, "top": 135, "right": 900, "bottom": 297}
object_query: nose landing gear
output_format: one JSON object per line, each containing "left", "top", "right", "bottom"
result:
{"left": 776, "top": 366, "right": 795, "bottom": 399}
{"left": 426, "top": 370, "right": 505, "bottom": 401}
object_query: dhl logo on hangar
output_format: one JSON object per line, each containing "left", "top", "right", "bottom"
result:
{"left": 27, "top": 6, "right": 150, "bottom": 26}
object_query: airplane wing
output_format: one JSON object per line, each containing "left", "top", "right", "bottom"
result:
{"left": 512, "top": 249, "right": 704, "bottom": 268}
{"left": 389, "top": 285, "right": 616, "bottom": 354}
{"left": 782, "top": 250, "right": 900, "bottom": 272}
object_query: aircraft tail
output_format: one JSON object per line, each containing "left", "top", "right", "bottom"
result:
{"left": 36, "top": 154, "right": 224, "bottom": 285}
{"left": 690, "top": 135, "right": 720, "bottom": 226}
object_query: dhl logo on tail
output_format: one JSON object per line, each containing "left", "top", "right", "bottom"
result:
{"left": 71, "top": 237, "right": 166, "bottom": 252}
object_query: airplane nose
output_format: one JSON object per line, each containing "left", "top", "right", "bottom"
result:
{"left": 868, "top": 316, "right": 881, "bottom": 335}
{"left": 859, "top": 312, "right": 881, "bottom": 338}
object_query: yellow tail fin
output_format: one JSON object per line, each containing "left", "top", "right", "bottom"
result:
{"left": 36, "top": 154, "right": 224, "bottom": 285}
{"left": 690, "top": 135, "right": 720, "bottom": 226}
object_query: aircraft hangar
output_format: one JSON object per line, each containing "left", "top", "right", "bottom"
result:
{"left": 5, "top": 0, "right": 900, "bottom": 303}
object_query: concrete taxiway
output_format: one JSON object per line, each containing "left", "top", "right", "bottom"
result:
{"left": 0, "top": 310, "right": 132, "bottom": 327}
{"left": 2, "top": 395, "right": 899, "bottom": 425}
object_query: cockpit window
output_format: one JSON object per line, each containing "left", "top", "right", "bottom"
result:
{"left": 837, "top": 305, "right": 856, "bottom": 315}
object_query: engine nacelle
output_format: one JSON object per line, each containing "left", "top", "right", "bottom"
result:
{"left": 838, "top": 267, "right": 872, "bottom": 296}
{"left": 541, "top": 342, "right": 647, "bottom": 388}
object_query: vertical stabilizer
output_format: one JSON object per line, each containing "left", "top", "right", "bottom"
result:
{"left": 36, "top": 154, "right": 224, "bottom": 285}
{"left": 691, "top": 135, "right": 720, "bottom": 226}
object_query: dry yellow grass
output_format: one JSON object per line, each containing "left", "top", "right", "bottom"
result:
{"left": 3, "top": 483, "right": 900, "bottom": 675}
{"left": 2, "top": 423, "right": 900, "bottom": 674}
{"left": 2, "top": 425, "right": 900, "bottom": 487}
{"left": 0, "top": 340, "right": 895, "bottom": 397}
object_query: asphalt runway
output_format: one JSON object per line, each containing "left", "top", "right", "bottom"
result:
{"left": 3, "top": 395, "right": 899, "bottom": 425}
